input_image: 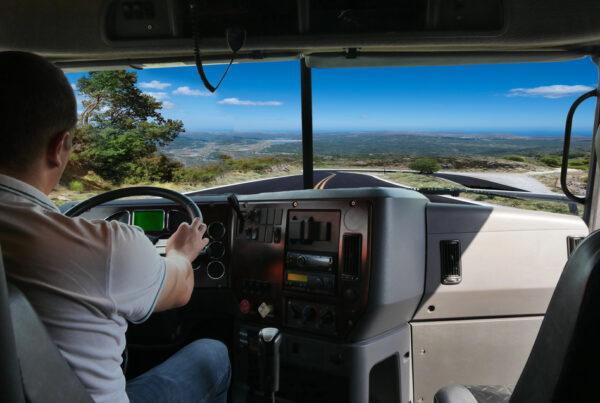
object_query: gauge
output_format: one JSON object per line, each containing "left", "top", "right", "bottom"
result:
{"left": 207, "top": 242, "right": 225, "bottom": 259}
{"left": 208, "top": 221, "right": 226, "bottom": 240}
{"left": 167, "top": 210, "right": 191, "bottom": 232}
{"left": 207, "top": 261, "right": 225, "bottom": 280}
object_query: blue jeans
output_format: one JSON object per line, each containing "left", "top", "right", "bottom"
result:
{"left": 126, "top": 339, "right": 231, "bottom": 403}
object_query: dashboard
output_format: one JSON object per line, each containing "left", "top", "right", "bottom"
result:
{"left": 76, "top": 186, "right": 589, "bottom": 342}
{"left": 79, "top": 190, "right": 376, "bottom": 340}
{"left": 74, "top": 187, "right": 589, "bottom": 402}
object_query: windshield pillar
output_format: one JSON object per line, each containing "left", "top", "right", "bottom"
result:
{"left": 300, "top": 58, "right": 314, "bottom": 189}
{"left": 584, "top": 56, "right": 600, "bottom": 229}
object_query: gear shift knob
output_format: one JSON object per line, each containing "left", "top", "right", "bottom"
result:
{"left": 258, "top": 327, "right": 281, "bottom": 402}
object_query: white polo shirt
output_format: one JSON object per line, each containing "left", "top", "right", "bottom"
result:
{"left": 0, "top": 174, "right": 166, "bottom": 403}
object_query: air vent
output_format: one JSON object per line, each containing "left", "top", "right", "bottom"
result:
{"left": 440, "top": 240, "right": 461, "bottom": 285}
{"left": 567, "top": 236, "right": 585, "bottom": 257}
{"left": 342, "top": 234, "right": 362, "bottom": 280}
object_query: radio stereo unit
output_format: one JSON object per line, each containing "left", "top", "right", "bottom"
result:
{"left": 284, "top": 252, "right": 336, "bottom": 295}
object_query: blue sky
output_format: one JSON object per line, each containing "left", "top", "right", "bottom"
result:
{"left": 67, "top": 56, "right": 598, "bottom": 136}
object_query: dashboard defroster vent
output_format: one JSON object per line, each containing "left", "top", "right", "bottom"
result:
{"left": 440, "top": 240, "right": 461, "bottom": 285}
{"left": 342, "top": 234, "right": 362, "bottom": 280}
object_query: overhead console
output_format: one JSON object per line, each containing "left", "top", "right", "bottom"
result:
{"left": 231, "top": 199, "right": 370, "bottom": 339}
{"left": 104, "top": 0, "right": 505, "bottom": 42}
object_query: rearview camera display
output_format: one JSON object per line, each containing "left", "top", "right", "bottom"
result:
{"left": 133, "top": 210, "right": 165, "bottom": 232}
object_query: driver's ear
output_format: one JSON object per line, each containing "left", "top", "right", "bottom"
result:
{"left": 46, "top": 131, "right": 71, "bottom": 168}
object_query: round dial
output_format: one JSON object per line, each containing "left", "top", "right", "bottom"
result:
{"left": 208, "top": 242, "right": 226, "bottom": 259}
{"left": 207, "top": 261, "right": 225, "bottom": 280}
{"left": 302, "top": 305, "right": 318, "bottom": 322}
{"left": 208, "top": 221, "right": 226, "bottom": 240}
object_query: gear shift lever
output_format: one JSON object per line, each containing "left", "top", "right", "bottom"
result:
{"left": 258, "top": 327, "right": 281, "bottom": 403}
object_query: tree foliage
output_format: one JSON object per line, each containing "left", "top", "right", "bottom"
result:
{"left": 408, "top": 157, "right": 440, "bottom": 174}
{"left": 74, "top": 71, "right": 184, "bottom": 183}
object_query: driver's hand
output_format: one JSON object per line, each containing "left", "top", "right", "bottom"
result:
{"left": 165, "top": 218, "right": 209, "bottom": 263}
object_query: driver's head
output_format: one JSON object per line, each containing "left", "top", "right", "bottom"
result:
{"left": 0, "top": 51, "right": 77, "bottom": 179}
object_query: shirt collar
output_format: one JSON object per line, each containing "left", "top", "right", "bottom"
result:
{"left": 0, "top": 174, "right": 60, "bottom": 212}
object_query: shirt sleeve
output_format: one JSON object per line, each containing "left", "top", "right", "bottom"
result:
{"left": 107, "top": 222, "right": 166, "bottom": 324}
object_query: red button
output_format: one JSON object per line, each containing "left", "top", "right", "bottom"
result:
{"left": 239, "top": 299, "right": 251, "bottom": 314}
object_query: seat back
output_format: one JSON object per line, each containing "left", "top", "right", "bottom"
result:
{"left": 0, "top": 244, "right": 25, "bottom": 403}
{"left": 510, "top": 229, "right": 600, "bottom": 402}
{"left": 0, "top": 245, "right": 93, "bottom": 403}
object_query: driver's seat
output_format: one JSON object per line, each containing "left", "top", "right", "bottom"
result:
{"left": 0, "top": 244, "right": 93, "bottom": 403}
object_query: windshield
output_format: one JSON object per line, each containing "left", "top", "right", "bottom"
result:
{"left": 55, "top": 57, "right": 597, "bottom": 217}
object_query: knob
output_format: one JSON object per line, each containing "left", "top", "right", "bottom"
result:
{"left": 302, "top": 305, "right": 317, "bottom": 322}
{"left": 258, "top": 327, "right": 281, "bottom": 401}
{"left": 239, "top": 299, "right": 251, "bottom": 314}
{"left": 320, "top": 310, "right": 334, "bottom": 326}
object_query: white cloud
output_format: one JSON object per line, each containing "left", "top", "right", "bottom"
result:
{"left": 218, "top": 97, "right": 283, "bottom": 106}
{"left": 506, "top": 84, "right": 594, "bottom": 99}
{"left": 172, "top": 86, "right": 213, "bottom": 96}
{"left": 144, "top": 91, "right": 170, "bottom": 100}
{"left": 162, "top": 101, "right": 176, "bottom": 109}
{"left": 71, "top": 83, "right": 77, "bottom": 91}
{"left": 139, "top": 80, "right": 171, "bottom": 90}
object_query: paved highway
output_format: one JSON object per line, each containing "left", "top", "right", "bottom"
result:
{"left": 188, "top": 171, "right": 470, "bottom": 204}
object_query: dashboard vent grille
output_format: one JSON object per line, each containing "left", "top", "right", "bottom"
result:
{"left": 440, "top": 240, "right": 461, "bottom": 285}
{"left": 342, "top": 234, "right": 362, "bottom": 280}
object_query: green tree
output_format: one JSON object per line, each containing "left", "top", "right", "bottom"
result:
{"left": 409, "top": 157, "right": 440, "bottom": 174}
{"left": 75, "top": 71, "right": 184, "bottom": 182}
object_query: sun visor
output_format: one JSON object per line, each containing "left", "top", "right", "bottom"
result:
{"left": 305, "top": 52, "right": 585, "bottom": 69}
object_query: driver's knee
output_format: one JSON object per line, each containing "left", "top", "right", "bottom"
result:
{"left": 185, "top": 339, "right": 231, "bottom": 399}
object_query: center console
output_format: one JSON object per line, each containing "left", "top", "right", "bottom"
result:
{"left": 231, "top": 198, "right": 371, "bottom": 339}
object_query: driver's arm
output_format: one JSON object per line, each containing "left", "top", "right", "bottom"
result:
{"left": 154, "top": 218, "right": 208, "bottom": 312}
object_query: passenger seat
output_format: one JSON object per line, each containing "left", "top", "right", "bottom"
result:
{"left": 435, "top": 229, "right": 600, "bottom": 403}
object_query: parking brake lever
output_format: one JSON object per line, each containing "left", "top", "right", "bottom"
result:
{"left": 258, "top": 327, "right": 281, "bottom": 403}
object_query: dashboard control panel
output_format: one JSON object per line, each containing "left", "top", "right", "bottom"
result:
{"left": 231, "top": 198, "right": 371, "bottom": 339}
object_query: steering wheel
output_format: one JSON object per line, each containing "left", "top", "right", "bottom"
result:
{"left": 64, "top": 186, "right": 202, "bottom": 221}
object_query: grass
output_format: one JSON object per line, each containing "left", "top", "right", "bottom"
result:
{"left": 68, "top": 180, "right": 84, "bottom": 191}
{"left": 377, "top": 172, "right": 454, "bottom": 188}
{"left": 462, "top": 193, "right": 582, "bottom": 217}
{"left": 533, "top": 170, "right": 587, "bottom": 195}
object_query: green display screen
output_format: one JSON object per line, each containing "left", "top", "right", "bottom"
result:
{"left": 133, "top": 210, "right": 164, "bottom": 231}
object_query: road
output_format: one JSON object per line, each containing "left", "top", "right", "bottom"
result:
{"left": 433, "top": 172, "right": 525, "bottom": 191}
{"left": 188, "top": 171, "right": 469, "bottom": 204}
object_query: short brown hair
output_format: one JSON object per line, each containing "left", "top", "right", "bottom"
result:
{"left": 0, "top": 51, "right": 77, "bottom": 171}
